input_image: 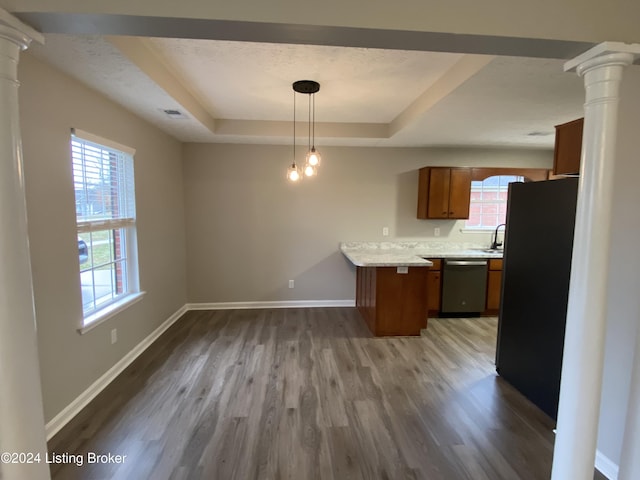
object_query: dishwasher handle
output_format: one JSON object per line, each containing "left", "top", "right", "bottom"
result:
{"left": 445, "top": 259, "right": 488, "bottom": 266}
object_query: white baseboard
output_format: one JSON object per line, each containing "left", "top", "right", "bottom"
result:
{"left": 45, "top": 300, "right": 356, "bottom": 439}
{"left": 45, "top": 304, "right": 188, "bottom": 440}
{"left": 41, "top": 300, "right": 625, "bottom": 480}
{"left": 187, "top": 299, "right": 355, "bottom": 310}
{"left": 595, "top": 449, "right": 619, "bottom": 479}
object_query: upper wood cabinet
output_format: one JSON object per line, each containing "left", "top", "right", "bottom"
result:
{"left": 553, "top": 118, "right": 583, "bottom": 176}
{"left": 417, "top": 167, "right": 471, "bottom": 219}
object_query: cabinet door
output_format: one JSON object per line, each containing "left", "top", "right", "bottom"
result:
{"left": 376, "top": 267, "right": 428, "bottom": 336}
{"left": 427, "top": 269, "right": 441, "bottom": 313}
{"left": 426, "top": 168, "right": 451, "bottom": 219}
{"left": 486, "top": 269, "right": 502, "bottom": 312}
{"left": 553, "top": 118, "right": 583, "bottom": 175}
{"left": 447, "top": 168, "right": 472, "bottom": 218}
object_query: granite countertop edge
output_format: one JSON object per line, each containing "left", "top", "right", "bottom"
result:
{"left": 340, "top": 241, "right": 503, "bottom": 267}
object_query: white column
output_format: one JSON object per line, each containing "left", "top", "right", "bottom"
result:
{"left": 0, "top": 12, "right": 50, "bottom": 480}
{"left": 619, "top": 323, "right": 640, "bottom": 479}
{"left": 552, "top": 43, "right": 640, "bottom": 480}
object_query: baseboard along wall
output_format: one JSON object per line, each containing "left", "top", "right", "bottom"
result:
{"left": 595, "top": 449, "right": 619, "bottom": 480}
{"left": 48, "top": 297, "right": 615, "bottom": 480}
{"left": 45, "top": 300, "right": 355, "bottom": 440}
{"left": 187, "top": 300, "right": 355, "bottom": 310}
{"left": 45, "top": 304, "right": 189, "bottom": 440}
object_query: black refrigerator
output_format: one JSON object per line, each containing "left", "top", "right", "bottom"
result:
{"left": 495, "top": 178, "right": 578, "bottom": 420}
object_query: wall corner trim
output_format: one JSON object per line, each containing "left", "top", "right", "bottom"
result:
{"left": 595, "top": 449, "right": 619, "bottom": 480}
{"left": 45, "top": 304, "right": 189, "bottom": 440}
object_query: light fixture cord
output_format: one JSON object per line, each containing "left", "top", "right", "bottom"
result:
{"left": 293, "top": 89, "right": 296, "bottom": 164}
{"left": 312, "top": 93, "right": 316, "bottom": 149}
{"left": 308, "top": 93, "right": 311, "bottom": 151}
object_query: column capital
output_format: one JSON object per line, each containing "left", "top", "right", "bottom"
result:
{"left": 0, "top": 25, "right": 31, "bottom": 50}
{"left": 564, "top": 41, "right": 640, "bottom": 73}
{"left": 0, "top": 7, "right": 44, "bottom": 49}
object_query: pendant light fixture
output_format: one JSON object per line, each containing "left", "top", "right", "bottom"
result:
{"left": 286, "top": 87, "right": 301, "bottom": 182}
{"left": 287, "top": 80, "right": 321, "bottom": 182}
{"left": 305, "top": 91, "right": 321, "bottom": 169}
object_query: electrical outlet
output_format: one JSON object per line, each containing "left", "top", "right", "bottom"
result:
{"left": 111, "top": 328, "right": 118, "bottom": 344}
{"left": 434, "top": 227, "right": 441, "bottom": 237}
{"left": 382, "top": 227, "right": 389, "bottom": 236}
{"left": 288, "top": 279, "right": 295, "bottom": 289}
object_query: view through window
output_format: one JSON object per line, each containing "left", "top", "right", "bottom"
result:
{"left": 466, "top": 175, "right": 524, "bottom": 229}
{"left": 72, "top": 131, "right": 138, "bottom": 322}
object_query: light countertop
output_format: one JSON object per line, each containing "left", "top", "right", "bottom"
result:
{"left": 340, "top": 241, "right": 503, "bottom": 267}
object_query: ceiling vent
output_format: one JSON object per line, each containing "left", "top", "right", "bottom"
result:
{"left": 162, "top": 109, "right": 188, "bottom": 119}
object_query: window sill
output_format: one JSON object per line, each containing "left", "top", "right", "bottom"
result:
{"left": 78, "top": 292, "right": 146, "bottom": 335}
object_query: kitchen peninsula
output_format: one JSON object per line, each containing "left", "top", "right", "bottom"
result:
{"left": 340, "top": 241, "right": 502, "bottom": 337}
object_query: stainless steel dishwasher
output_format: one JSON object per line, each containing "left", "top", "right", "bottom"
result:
{"left": 441, "top": 258, "right": 488, "bottom": 314}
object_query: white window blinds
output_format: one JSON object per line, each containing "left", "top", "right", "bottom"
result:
{"left": 71, "top": 129, "right": 140, "bottom": 322}
{"left": 71, "top": 129, "right": 136, "bottom": 232}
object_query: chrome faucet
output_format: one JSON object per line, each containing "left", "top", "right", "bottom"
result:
{"left": 490, "top": 223, "right": 506, "bottom": 250}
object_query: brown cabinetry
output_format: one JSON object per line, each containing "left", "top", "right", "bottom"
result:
{"left": 553, "top": 118, "right": 583, "bottom": 176}
{"left": 356, "top": 266, "right": 429, "bottom": 336}
{"left": 485, "top": 258, "right": 503, "bottom": 314}
{"left": 418, "top": 256, "right": 503, "bottom": 317}
{"left": 426, "top": 259, "right": 442, "bottom": 315}
{"left": 417, "top": 167, "right": 471, "bottom": 219}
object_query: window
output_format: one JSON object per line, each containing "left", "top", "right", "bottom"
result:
{"left": 71, "top": 129, "right": 140, "bottom": 326}
{"left": 465, "top": 175, "right": 524, "bottom": 229}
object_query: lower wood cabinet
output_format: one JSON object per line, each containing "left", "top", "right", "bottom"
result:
{"left": 354, "top": 257, "right": 502, "bottom": 331}
{"left": 426, "top": 259, "right": 442, "bottom": 315}
{"left": 485, "top": 258, "right": 503, "bottom": 314}
{"left": 423, "top": 257, "right": 503, "bottom": 317}
{"left": 356, "top": 266, "right": 428, "bottom": 336}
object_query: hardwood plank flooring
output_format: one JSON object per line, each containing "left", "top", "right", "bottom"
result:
{"left": 48, "top": 309, "right": 606, "bottom": 479}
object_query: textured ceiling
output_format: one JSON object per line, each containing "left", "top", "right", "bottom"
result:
{"left": 389, "top": 56, "right": 586, "bottom": 147}
{"left": 146, "top": 38, "right": 464, "bottom": 123}
{"left": 28, "top": 35, "right": 215, "bottom": 142}
{"left": 26, "top": 33, "right": 587, "bottom": 148}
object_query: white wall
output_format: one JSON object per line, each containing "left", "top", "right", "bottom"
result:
{"left": 183, "top": 143, "right": 551, "bottom": 303}
{"left": 596, "top": 65, "right": 640, "bottom": 470}
{"left": 18, "top": 54, "right": 188, "bottom": 423}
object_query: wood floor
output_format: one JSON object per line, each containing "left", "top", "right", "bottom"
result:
{"left": 48, "top": 308, "right": 606, "bottom": 479}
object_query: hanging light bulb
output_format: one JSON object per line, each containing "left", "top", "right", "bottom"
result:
{"left": 287, "top": 163, "right": 301, "bottom": 182}
{"left": 304, "top": 163, "right": 317, "bottom": 177}
{"left": 306, "top": 147, "right": 321, "bottom": 167}
{"left": 307, "top": 91, "right": 321, "bottom": 167}
{"left": 286, "top": 87, "right": 301, "bottom": 183}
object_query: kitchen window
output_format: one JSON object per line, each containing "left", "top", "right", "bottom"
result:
{"left": 465, "top": 175, "right": 524, "bottom": 230}
{"left": 71, "top": 129, "right": 141, "bottom": 329}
